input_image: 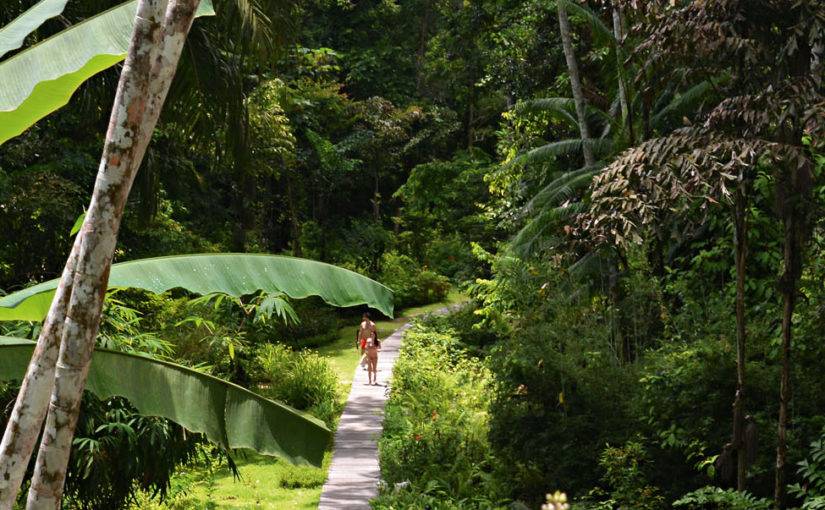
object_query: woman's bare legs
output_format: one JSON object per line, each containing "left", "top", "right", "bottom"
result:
{"left": 367, "top": 355, "right": 377, "bottom": 384}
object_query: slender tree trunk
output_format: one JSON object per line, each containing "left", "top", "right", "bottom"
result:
{"left": 0, "top": 1, "right": 200, "bottom": 507}
{"left": 467, "top": 102, "right": 474, "bottom": 150}
{"left": 286, "top": 173, "right": 301, "bottom": 256}
{"left": 775, "top": 211, "right": 797, "bottom": 510}
{"left": 230, "top": 81, "right": 251, "bottom": 252}
{"left": 733, "top": 174, "right": 748, "bottom": 492}
{"left": 611, "top": 1, "right": 633, "bottom": 145}
{"left": 415, "top": 16, "right": 429, "bottom": 95}
{"left": 373, "top": 168, "right": 380, "bottom": 223}
{"left": 0, "top": 242, "right": 79, "bottom": 508}
{"left": 557, "top": 0, "right": 595, "bottom": 166}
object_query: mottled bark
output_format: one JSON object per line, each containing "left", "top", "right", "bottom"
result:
{"left": 557, "top": 0, "right": 595, "bottom": 166}
{"left": 0, "top": 0, "right": 201, "bottom": 508}
{"left": 0, "top": 241, "right": 79, "bottom": 508}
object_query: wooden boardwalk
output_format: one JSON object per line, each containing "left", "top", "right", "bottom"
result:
{"left": 317, "top": 322, "right": 411, "bottom": 509}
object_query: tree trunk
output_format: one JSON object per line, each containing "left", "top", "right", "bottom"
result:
{"left": 286, "top": 173, "right": 301, "bottom": 256}
{"left": 373, "top": 168, "right": 380, "bottom": 223}
{"left": 611, "top": 1, "right": 633, "bottom": 145}
{"left": 0, "top": 243, "right": 79, "bottom": 508}
{"left": 557, "top": 0, "right": 595, "bottom": 166}
{"left": 733, "top": 174, "right": 748, "bottom": 492}
{"left": 230, "top": 82, "right": 251, "bottom": 252}
{"left": 775, "top": 210, "right": 797, "bottom": 510}
{"left": 0, "top": 1, "right": 201, "bottom": 507}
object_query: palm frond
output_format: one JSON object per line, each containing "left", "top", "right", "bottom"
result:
{"left": 521, "top": 138, "right": 614, "bottom": 166}
{"left": 511, "top": 202, "right": 586, "bottom": 258}
{"left": 513, "top": 97, "right": 579, "bottom": 129}
{"left": 514, "top": 97, "right": 620, "bottom": 135}
{"left": 525, "top": 165, "right": 603, "bottom": 213}
{"left": 513, "top": 97, "right": 576, "bottom": 114}
{"left": 651, "top": 79, "right": 714, "bottom": 130}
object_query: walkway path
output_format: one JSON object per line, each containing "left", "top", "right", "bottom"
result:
{"left": 317, "top": 321, "right": 412, "bottom": 509}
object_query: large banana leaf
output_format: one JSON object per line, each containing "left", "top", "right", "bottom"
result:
{"left": 0, "top": 0, "right": 215, "bottom": 147}
{"left": 0, "top": 0, "right": 68, "bottom": 59}
{"left": 0, "top": 253, "right": 394, "bottom": 321}
{"left": 0, "top": 336, "right": 329, "bottom": 466}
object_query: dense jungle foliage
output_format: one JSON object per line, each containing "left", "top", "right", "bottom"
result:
{"left": 2, "top": 0, "right": 825, "bottom": 508}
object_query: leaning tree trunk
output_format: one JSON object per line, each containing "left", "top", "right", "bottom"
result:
{"left": 0, "top": 245, "right": 80, "bottom": 508}
{"left": 0, "top": 0, "right": 201, "bottom": 507}
{"left": 558, "top": 0, "right": 595, "bottom": 166}
{"left": 732, "top": 172, "right": 748, "bottom": 492}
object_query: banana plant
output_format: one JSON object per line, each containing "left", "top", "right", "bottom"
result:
{"left": 0, "top": 253, "right": 394, "bottom": 322}
{"left": 0, "top": 336, "right": 330, "bottom": 467}
{"left": 0, "top": 253, "right": 394, "bottom": 461}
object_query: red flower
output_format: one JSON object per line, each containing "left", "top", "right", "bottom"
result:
{"left": 432, "top": 410, "right": 437, "bottom": 415}
{"left": 415, "top": 435, "right": 420, "bottom": 440}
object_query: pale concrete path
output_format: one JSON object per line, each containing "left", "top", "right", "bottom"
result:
{"left": 317, "top": 321, "right": 412, "bottom": 509}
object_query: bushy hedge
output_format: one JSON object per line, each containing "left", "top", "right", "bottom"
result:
{"left": 378, "top": 251, "right": 450, "bottom": 308}
{"left": 375, "top": 321, "right": 507, "bottom": 508}
{"left": 251, "top": 343, "right": 341, "bottom": 426}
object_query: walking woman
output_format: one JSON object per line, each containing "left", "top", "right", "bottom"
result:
{"left": 365, "top": 331, "right": 380, "bottom": 385}
{"left": 358, "top": 312, "right": 380, "bottom": 385}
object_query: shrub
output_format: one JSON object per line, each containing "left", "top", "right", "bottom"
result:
{"left": 278, "top": 464, "right": 326, "bottom": 488}
{"left": 421, "top": 232, "right": 475, "bottom": 280}
{"left": 672, "top": 487, "right": 772, "bottom": 509}
{"left": 376, "top": 322, "right": 507, "bottom": 507}
{"left": 594, "top": 440, "right": 664, "bottom": 509}
{"left": 378, "top": 251, "right": 450, "bottom": 308}
{"left": 487, "top": 315, "right": 639, "bottom": 504}
{"left": 789, "top": 428, "right": 825, "bottom": 508}
{"left": 252, "top": 344, "right": 338, "bottom": 412}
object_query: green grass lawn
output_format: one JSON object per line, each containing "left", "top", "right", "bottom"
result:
{"left": 139, "top": 291, "right": 467, "bottom": 509}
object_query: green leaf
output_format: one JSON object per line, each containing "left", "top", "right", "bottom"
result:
{"left": 0, "top": 0, "right": 215, "bottom": 147}
{"left": 70, "top": 211, "right": 86, "bottom": 236}
{"left": 0, "top": 336, "right": 329, "bottom": 467}
{"left": 0, "top": 253, "right": 394, "bottom": 321}
{"left": 520, "top": 138, "right": 614, "bottom": 166}
{"left": 0, "top": 0, "right": 69, "bottom": 60}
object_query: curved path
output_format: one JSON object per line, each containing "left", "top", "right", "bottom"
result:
{"left": 317, "top": 321, "right": 412, "bottom": 509}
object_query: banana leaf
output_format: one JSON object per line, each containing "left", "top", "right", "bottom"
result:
{"left": 0, "top": 0, "right": 68, "bottom": 59}
{"left": 0, "top": 0, "right": 215, "bottom": 147}
{"left": 0, "top": 253, "right": 394, "bottom": 321}
{"left": 0, "top": 336, "right": 330, "bottom": 467}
